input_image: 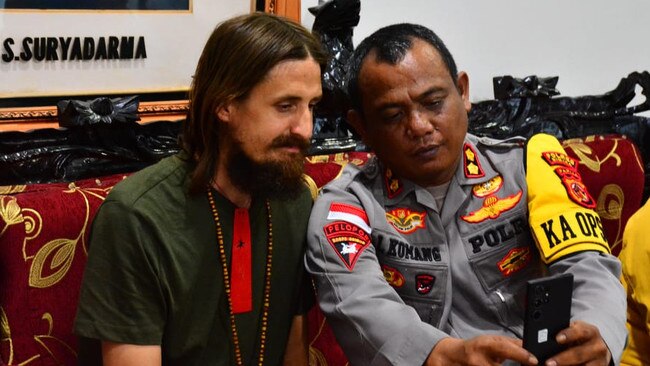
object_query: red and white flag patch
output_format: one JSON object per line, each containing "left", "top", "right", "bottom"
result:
{"left": 327, "top": 202, "right": 372, "bottom": 233}
{"left": 324, "top": 221, "right": 372, "bottom": 271}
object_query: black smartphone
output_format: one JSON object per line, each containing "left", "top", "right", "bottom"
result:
{"left": 522, "top": 273, "right": 574, "bottom": 362}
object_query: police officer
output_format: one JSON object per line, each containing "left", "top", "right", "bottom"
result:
{"left": 306, "top": 23, "right": 625, "bottom": 365}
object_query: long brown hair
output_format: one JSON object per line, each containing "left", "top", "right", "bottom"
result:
{"left": 182, "top": 12, "right": 328, "bottom": 194}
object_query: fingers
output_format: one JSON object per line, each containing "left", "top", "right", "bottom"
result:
{"left": 469, "top": 335, "right": 538, "bottom": 365}
{"left": 428, "top": 336, "right": 538, "bottom": 366}
{"left": 545, "top": 321, "right": 610, "bottom": 366}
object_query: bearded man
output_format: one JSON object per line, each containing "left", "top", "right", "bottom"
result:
{"left": 74, "top": 12, "right": 326, "bottom": 366}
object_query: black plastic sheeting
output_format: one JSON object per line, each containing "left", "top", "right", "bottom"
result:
{"left": 468, "top": 72, "right": 650, "bottom": 200}
{"left": 0, "top": 119, "right": 181, "bottom": 185}
{"left": 57, "top": 95, "right": 140, "bottom": 127}
{"left": 308, "top": 0, "right": 366, "bottom": 155}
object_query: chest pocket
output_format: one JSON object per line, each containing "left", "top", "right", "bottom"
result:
{"left": 374, "top": 229, "right": 448, "bottom": 327}
{"left": 460, "top": 209, "right": 543, "bottom": 332}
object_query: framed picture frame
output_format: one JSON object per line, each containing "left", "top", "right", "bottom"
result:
{"left": 0, "top": 0, "right": 300, "bottom": 131}
{"left": 0, "top": 0, "right": 247, "bottom": 129}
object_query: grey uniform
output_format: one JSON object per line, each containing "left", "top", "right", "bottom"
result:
{"left": 306, "top": 134, "right": 626, "bottom": 365}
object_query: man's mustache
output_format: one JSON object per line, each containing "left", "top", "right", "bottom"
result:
{"left": 270, "top": 134, "right": 311, "bottom": 153}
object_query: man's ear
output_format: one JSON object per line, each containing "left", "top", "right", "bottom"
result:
{"left": 456, "top": 71, "right": 471, "bottom": 112}
{"left": 347, "top": 109, "right": 366, "bottom": 137}
{"left": 347, "top": 109, "right": 372, "bottom": 149}
{"left": 216, "top": 102, "right": 234, "bottom": 123}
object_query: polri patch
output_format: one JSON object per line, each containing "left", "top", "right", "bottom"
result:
{"left": 381, "top": 264, "right": 405, "bottom": 288}
{"left": 324, "top": 221, "right": 372, "bottom": 271}
{"left": 385, "top": 208, "right": 426, "bottom": 234}
{"left": 463, "top": 143, "right": 485, "bottom": 178}
{"left": 461, "top": 191, "right": 523, "bottom": 223}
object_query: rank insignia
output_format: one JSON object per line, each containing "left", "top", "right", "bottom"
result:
{"left": 324, "top": 221, "right": 372, "bottom": 271}
{"left": 385, "top": 208, "right": 426, "bottom": 234}
{"left": 461, "top": 191, "right": 523, "bottom": 223}
{"left": 497, "top": 247, "right": 531, "bottom": 277}
{"left": 472, "top": 175, "right": 504, "bottom": 198}
{"left": 381, "top": 264, "right": 405, "bottom": 288}
{"left": 463, "top": 143, "right": 485, "bottom": 178}
{"left": 415, "top": 274, "right": 436, "bottom": 295}
{"left": 384, "top": 168, "right": 403, "bottom": 199}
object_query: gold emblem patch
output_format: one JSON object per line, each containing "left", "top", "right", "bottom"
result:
{"left": 381, "top": 264, "right": 405, "bottom": 288}
{"left": 472, "top": 175, "right": 504, "bottom": 198}
{"left": 461, "top": 191, "right": 523, "bottom": 223}
{"left": 497, "top": 247, "right": 531, "bottom": 276}
{"left": 386, "top": 208, "right": 426, "bottom": 234}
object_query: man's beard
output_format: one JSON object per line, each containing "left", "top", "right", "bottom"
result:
{"left": 227, "top": 134, "right": 310, "bottom": 201}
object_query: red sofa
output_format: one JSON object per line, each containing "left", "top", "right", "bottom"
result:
{"left": 0, "top": 135, "right": 645, "bottom": 366}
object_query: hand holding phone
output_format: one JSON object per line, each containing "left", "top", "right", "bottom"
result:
{"left": 522, "top": 273, "right": 574, "bottom": 362}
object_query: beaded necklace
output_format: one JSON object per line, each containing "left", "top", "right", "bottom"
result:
{"left": 207, "top": 189, "right": 273, "bottom": 366}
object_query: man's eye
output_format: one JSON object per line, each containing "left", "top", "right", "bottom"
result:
{"left": 424, "top": 100, "right": 442, "bottom": 110}
{"left": 382, "top": 111, "right": 403, "bottom": 123}
{"left": 277, "top": 104, "right": 294, "bottom": 112}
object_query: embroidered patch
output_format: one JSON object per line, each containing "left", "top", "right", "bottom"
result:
{"left": 497, "top": 247, "right": 531, "bottom": 277}
{"left": 381, "top": 264, "right": 405, "bottom": 288}
{"left": 461, "top": 191, "right": 523, "bottom": 223}
{"left": 542, "top": 151, "right": 596, "bottom": 209}
{"left": 323, "top": 221, "right": 372, "bottom": 271}
{"left": 415, "top": 274, "right": 436, "bottom": 295}
{"left": 384, "top": 168, "right": 403, "bottom": 199}
{"left": 463, "top": 143, "right": 485, "bottom": 178}
{"left": 385, "top": 208, "right": 426, "bottom": 234}
{"left": 541, "top": 151, "right": 577, "bottom": 169}
{"left": 327, "top": 202, "right": 372, "bottom": 233}
{"left": 531, "top": 209, "right": 610, "bottom": 263}
{"left": 472, "top": 175, "right": 504, "bottom": 198}
{"left": 553, "top": 166, "right": 596, "bottom": 209}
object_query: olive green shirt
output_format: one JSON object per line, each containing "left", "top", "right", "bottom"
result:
{"left": 74, "top": 153, "right": 313, "bottom": 365}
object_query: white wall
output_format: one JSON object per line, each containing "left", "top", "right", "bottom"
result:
{"left": 302, "top": 0, "right": 650, "bottom": 105}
